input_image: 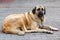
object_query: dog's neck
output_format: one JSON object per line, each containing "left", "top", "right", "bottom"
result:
{"left": 29, "top": 11, "right": 40, "bottom": 22}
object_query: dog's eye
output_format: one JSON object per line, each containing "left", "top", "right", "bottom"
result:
{"left": 37, "top": 8, "right": 40, "bottom": 11}
{"left": 42, "top": 8, "right": 44, "bottom": 11}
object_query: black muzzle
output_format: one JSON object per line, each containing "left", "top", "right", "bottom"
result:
{"left": 38, "top": 11, "right": 43, "bottom": 17}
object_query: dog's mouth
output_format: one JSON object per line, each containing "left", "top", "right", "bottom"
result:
{"left": 38, "top": 12, "right": 44, "bottom": 17}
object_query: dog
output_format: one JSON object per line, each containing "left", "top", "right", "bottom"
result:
{"left": 2, "top": 5, "right": 59, "bottom": 35}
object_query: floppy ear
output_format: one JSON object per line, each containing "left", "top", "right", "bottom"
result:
{"left": 44, "top": 8, "right": 46, "bottom": 15}
{"left": 32, "top": 7, "right": 36, "bottom": 14}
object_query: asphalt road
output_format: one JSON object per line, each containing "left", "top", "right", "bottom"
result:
{"left": 0, "top": 0, "right": 60, "bottom": 40}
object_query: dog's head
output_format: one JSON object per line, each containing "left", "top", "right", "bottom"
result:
{"left": 32, "top": 5, "right": 46, "bottom": 17}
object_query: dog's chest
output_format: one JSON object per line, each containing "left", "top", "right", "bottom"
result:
{"left": 32, "top": 21, "right": 39, "bottom": 27}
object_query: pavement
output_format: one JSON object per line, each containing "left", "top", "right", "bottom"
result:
{"left": 0, "top": 0, "right": 60, "bottom": 40}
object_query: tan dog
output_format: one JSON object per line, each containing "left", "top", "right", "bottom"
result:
{"left": 2, "top": 5, "right": 59, "bottom": 35}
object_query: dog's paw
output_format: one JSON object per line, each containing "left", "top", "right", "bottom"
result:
{"left": 17, "top": 32, "right": 25, "bottom": 36}
{"left": 51, "top": 27, "right": 59, "bottom": 31}
{"left": 46, "top": 31, "right": 53, "bottom": 34}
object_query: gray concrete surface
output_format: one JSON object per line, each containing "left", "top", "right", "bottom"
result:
{"left": 0, "top": 0, "right": 60, "bottom": 40}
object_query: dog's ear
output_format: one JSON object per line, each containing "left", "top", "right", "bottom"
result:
{"left": 44, "top": 8, "right": 46, "bottom": 15}
{"left": 32, "top": 7, "right": 36, "bottom": 14}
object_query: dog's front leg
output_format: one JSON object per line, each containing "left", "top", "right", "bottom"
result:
{"left": 30, "top": 27, "right": 53, "bottom": 34}
{"left": 36, "top": 28, "right": 53, "bottom": 34}
{"left": 42, "top": 25, "right": 59, "bottom": 31}
{"left": 24, "top": 25, "right": 53, "bottom": 34}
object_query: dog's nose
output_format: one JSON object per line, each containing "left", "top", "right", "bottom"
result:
{"left": 38, "top": 11, "right": 43, "bottom": 17}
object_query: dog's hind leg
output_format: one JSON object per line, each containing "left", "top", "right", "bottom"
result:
{"left": 6, "top": 28, "right": 25, "bottom": 35}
